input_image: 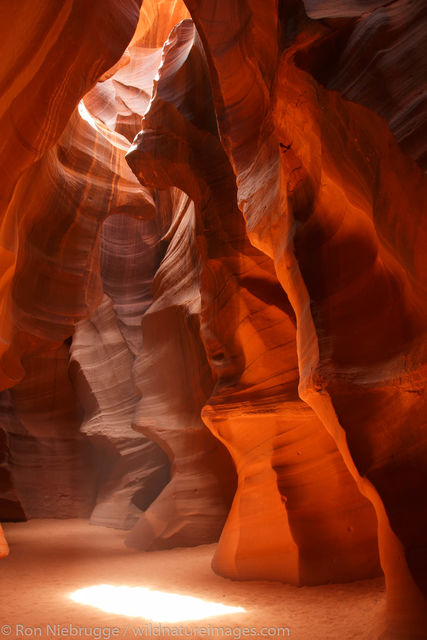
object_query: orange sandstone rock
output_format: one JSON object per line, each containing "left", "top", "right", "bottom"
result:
{"left": 0, "top": 523, "right": 8, "bottom": 558}
{"left": 127, "top": 18, "right": 380, "bottom": 584}
{"left": 124, "top": 185, "right": 237, "bottom": 550}
{"left": 0, "top": 3, "right": 425, "bottom": 638}
{"left": 0, "top": 0, "right": 153, "bottom": 522}
{"left": 183, "top": 0, "right": 427, "bottom": 636}
{"left": 74, "top": 12, "right": 236, "bottom": 541}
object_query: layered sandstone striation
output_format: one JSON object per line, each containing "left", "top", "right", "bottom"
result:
{"left": 301, "top": 0, "right": 427, "bottom": 168}
{"left": 0, "top": 0, "right": 144, "bottom": 387}
{"left": 72, "top": 7, "right": 236, "bottom": 542}
{"left": 1, "top": 0, "right": 235, "bottom": 544}
{"left": 183, "top": 0, "right": 427, "bottom": 636}
{"left": 127, "top": 17, "right": 380, "bottom": 584}
{"left": 0, "top": 0, "right": 146, "bottom": 520}
{"left": 126, "top": 187, "right": 236, "bottom": 550}
{"left": 69, "top": 293, "right": 170, "bottom": 530}
{"left": 0, "top": 79, "right": 155, "bottom": 522}
{"left": 0, "top": 1, "right": 425, "bottom": 639}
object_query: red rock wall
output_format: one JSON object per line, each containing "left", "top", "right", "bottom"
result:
{"left": 301, "top": 0, "right": 427, "bottom": 168}
{"left": 0, "top": 2, "right": 426, "bottom": 638}
{"left": 127, "top": 17, "right": 380, "bottom": 585}
{"left": 0, "top": 0, "right": 143, "bottom": 387}
{"left": 182, "top": 0, "right": 427, "bottom": 636}
{"left": 0, "top": 0, "right": 235, "bottom": 546}
{"left": 70, "top": 8, "right": 237, "bottom": 543}
{"left": 126, "top": 188, "right": 236, "bottom": 551}
{"left": 0, "top": 0, "right": 145, "bottom": 520}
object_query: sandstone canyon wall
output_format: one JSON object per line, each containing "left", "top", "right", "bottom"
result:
{"left": 0, "top": 0, "right": 235, "bottom": 547}
{"left": 0, "top": 1, "right": 426, "bottom": 638}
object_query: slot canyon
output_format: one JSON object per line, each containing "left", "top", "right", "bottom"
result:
{"left": 0, "top": 1, "right": 426, "bottom": 639}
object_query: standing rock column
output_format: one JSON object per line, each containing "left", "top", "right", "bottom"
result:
{"left": 183, "top": 0, "right": 427, "bottom": 636}
{"left": 125, "top": 186, "right": 237, "bottom": 551}
{"left": 126, "top": 18, "right": 380, "bottom": 584}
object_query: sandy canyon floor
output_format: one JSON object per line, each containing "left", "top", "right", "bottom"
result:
{"left": 0, "top": 520, "right": 385, "bottom": 640}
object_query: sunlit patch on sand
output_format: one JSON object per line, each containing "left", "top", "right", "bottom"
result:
{"left": 70, "top": 585, "right": 245, "bottom": 622}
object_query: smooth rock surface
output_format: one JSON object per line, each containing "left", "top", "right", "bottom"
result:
{"left": 127, "top": 18, "right": 380, "bottom": 584}
{"left": 183, "top": 0, "right": 426, "bottom": 635}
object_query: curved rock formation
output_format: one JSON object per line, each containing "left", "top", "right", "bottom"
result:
{"left": 301, "top": 0, "right": 427, "bottom": 168}
{"left": 0, "top": 0, "right": 146, "bottom": 543}
{"left": 72, "top": 8, "right": 236, "bottom": 542}
{"left": 5, "top": 346, "right": 95, "bottom": 519}
{"left": 0, "top": 2, "right": 425, "bottom": 638}
{"left": 69, "top": 293, "right": 170, "bottom": 530}
{"left": 70, "top": 214, "right": 173, "bottom": 531}
{"left": 0, "top": 0, "right": 235, "bottom": 547}
{"left": 0, "top": 0, "right": 144, "bottom": 387}
{"left": 0, "top": 0, "right": 142, "bottom": 212}
{"left": 126, "top": 187, "right": 236, "bottom": 550}
{"left": 183, "top": 0, "right": 427, "bottom": 636}
{"left": 0, "top": 99, "right": 155, "bottom": 522}
{"left": 127, "top": 18, "right": 380, "bottom": 583}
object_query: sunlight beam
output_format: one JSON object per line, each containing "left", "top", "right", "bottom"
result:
{"left": 70, "top": 585, "right": 245, "bottom": 622}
